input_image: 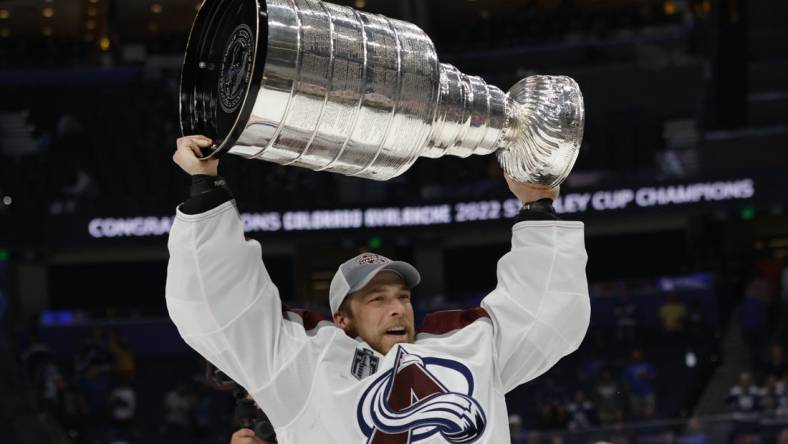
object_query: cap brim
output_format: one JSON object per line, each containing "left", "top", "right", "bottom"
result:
{"left": 349, "top": 260, "right": 421, "bottom": 294}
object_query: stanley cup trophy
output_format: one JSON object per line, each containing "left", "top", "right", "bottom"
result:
{"left": 180, "top": 0, "right": 585, "bottom": 187}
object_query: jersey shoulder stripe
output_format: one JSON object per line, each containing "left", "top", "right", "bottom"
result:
{"left": 418, "top": 307, "right": 490, "bottom": 336}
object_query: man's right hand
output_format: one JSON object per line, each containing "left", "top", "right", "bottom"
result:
{"left": 231, "top": 428, "right": 267, "bottom": 444}
{"left": 173, "top": 135, "right": 219, "bottom": 176}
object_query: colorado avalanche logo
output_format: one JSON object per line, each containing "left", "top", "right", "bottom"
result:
{"left": 357, "top": 348, "right": 487, "bottom": 443}
{"left": 357, "top": 253, "right": 389, "bottom": 265}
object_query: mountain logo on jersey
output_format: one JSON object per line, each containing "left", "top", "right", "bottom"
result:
{"left": 356, "top": 347, "right": 487, "bottom": 443}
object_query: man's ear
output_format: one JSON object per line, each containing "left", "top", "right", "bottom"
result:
{"left": 333, "top": 311, "right": 350, "bottom": 330}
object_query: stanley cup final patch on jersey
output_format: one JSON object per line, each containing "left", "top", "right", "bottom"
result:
{"left": 351, "top": 348, "right": 380, "bottom": 380}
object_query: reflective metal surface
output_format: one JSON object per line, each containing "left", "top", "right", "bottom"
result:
{"left": 181, "top": 0, "right": 585, "bottom": 185}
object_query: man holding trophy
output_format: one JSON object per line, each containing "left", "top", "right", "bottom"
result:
{"left": 167, "top": 0, "right": 590, "bottom": 442}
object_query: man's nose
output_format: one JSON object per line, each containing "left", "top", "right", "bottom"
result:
{"left": 388, "top": 298, "right": 406, "bottom": 316}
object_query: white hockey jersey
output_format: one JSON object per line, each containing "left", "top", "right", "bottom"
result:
{"left": 165, "top": 201, "right": 590, "bottom": 443}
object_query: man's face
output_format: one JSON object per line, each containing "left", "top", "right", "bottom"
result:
{"left": 333, "top": 271, "right": 415, "bottom": 355}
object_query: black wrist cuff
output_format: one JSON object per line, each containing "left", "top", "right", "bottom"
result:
{"left": 180, "top": 175, "right": 233, "bottom": 215}
{"left": 515, "top": 198, "right": 560, "bottom": 222}
{"left": 189, "top": 175, "right": 228, "bottom": 197}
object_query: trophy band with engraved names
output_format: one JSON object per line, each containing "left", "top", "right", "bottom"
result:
{"left": 180, "top": 0, "right": 585, "bottom": 187}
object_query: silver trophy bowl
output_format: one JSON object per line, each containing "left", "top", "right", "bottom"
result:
{"left": 180, "top": 0, "right": 584, "bottom": 186}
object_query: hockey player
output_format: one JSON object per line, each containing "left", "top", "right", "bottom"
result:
{"left": 167, "top": 135, "right": 590, "bottom": 443}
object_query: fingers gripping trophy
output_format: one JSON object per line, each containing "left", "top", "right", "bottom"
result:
{"left": 179, "top": 0, "right": 585, "bottom": 189}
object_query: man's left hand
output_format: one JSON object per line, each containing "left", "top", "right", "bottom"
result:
{"left": 505, "top": 176, "right": 560, "bottom": 203}
{"left": 231, "top": 428, "right": 267, "bottom": 444}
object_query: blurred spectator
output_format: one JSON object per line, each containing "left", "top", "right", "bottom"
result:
{"left": 59, "top": 382, "right": 90, "bottom": 444}
{"left": 622, "top": 349, "right": 657, "bottom": 419}
{"left": 758, "top": 375, "right": 781, "bottom": 418}
{"left": 19, "top": 326, "right": 52, "bottom": 366}
{"left": 73, "top": 334, "right": 99, "bottom": 376}
{"left": 108, "top": 375, "right": 136, "bottom": 443}
{"left": 565, "top": 390, "right": 595, "bottom": 430}
{"left": 20, "top": 330, "right": 64, "bottom": 416}
{"left": 778, "top": 428, "right": 788, "bottom": 444}
{"left": 659, "top": 293, "right": 688, "bottom": 335}
{"left": 614, "top": 292, "right": 637, "bottom": 345}
{"left": 741, "top": 276, "right": 772, "bottom": 366}
{"left": 773, "top": 373, "right": 788, "bottom": 418}
{"left": 56, "top": 113, "right": 83, "bottom": 138}
{"left": 610, "top": 427, "right": 633, "bottom": 444}
{"left": 508, "top": 413, "right": 523, "bottom": 438}
{"left": 781, "top": 261, "right": 788, "bottom": 300}
{"left": 686, "top": 299, "right": 706, "bottom": 347}
{"left": 578, "top": 353, "right": 607, "bottom": 385}
{"left": 108, "top": 330, "right": 136, "bottom": 380}
{"left": 73, "top": 331, "right": 113, "bottom": 418}
{"left": 727, "top": 372, "right": 760, "bottom": 421}
{"left": 733, "top": 433, "right": 761, "bottom": 444}
{"left": 678, "top": 417, "right": 709, "bottom": 444}
{"left": 755, "top": 253, "right": 782, "bottom": 295}
{"left": 36, "top": 358, "right": 65, "bottom": 416}
{"left": 48, "top": 113, "right": 99, "bottom": 214}
{"left": 21, "top": 330, "right": 53, "bottom": 376}
{"left": 0, "top": 288, "right": 6, "bottom": 323}
{"left": 191, "top": 384, "right": 214, "bottom": 441}
{"left": 781, "top": 263, "right": 788, "bottom": 342}
{"left": 162, "top": 383, "right": 194, "bottom": 441}
{"left": 595, "top": 368, "right": 623, "bottom": 424}
{"left": 745, "top": 275, "right": 774, "bottom": 302}
{"left": 650, "top": 431, "right": 676, "bottom": 444}
{"left": 540, "top": 400, "right": 568, "bottom": 430}
{"left": 762, "top": 345, "right": 786, "bottom": 380}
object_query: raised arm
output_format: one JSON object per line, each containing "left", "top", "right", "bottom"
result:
{"left": 165, "top": 136, "right": 326, "bottom": 406}
{"left": 481, "top": 179, "right": 591, "bottom": 393}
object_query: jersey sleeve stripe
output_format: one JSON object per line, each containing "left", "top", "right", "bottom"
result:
{"left": 282, "top": 304, "right": 329, "bottom": 333}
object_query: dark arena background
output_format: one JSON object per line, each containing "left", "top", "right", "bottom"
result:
{"left": 2, "top": 0, "right": 788, "bottom": 443}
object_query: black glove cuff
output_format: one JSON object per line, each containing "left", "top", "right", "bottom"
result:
{"left": 180, "top": 175, "right": 233, "bottom": 215}
{"left": 190, "top": 174, "right": 229, "bottom": 197}
{"left": 515, "top": 198, "right": 560, "bottom": 222}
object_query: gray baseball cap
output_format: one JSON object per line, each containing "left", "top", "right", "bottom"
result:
{"left": 329, "top": 253, "right": 421, "bottom": 314}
